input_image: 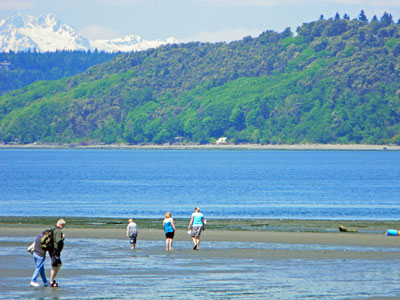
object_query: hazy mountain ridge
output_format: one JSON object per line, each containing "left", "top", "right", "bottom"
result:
{"left": 0, "top": 50, "right": 118, "bottom": 95}
{"left": 0, "top": 13, "right": 180, "bottom": 52}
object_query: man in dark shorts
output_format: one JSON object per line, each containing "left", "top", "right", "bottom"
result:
{"left": 49, "top": 219, "right": 66, "bottom": 287}
{"left": 30, "top": 218, "right": 65, "bottom": 287}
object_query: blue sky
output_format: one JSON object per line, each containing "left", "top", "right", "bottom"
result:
{"left": 0, "top": 0, "right": 399, "bottom": 42}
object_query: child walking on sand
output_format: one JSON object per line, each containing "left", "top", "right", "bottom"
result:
{"left": 163, "top": 212, "right": 176, "bottom": 251}
{"left": 126, "top": 219, "right": 138, "bottom": 249}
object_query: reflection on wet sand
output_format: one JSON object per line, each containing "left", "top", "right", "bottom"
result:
{"left": 1, "top": 234, "right": 400, "bottom": 300}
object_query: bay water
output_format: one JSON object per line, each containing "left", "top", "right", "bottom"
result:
{"left": 1, "top": 149, "right": 400, "bottom": 220}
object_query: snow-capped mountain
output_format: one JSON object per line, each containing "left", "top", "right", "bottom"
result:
{"left": 0, "top": 13, "right": 91, "bottom": 52}
{"left": 0, "top": 13, "right": 179, "bottom": 52}
{"left": 91, "top": 35, "right": 179, "bottom": 53}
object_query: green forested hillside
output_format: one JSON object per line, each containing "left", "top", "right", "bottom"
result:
{"left": 1, "top": 12, "right": 400, "bottom": 145}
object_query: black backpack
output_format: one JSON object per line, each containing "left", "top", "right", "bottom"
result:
{"left": 39, "top": 228, "right": 55, "bottom": 250}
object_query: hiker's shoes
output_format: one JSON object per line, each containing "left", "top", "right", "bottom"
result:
{"left": 30, "top": 281, "right": 40, "bottom": 287}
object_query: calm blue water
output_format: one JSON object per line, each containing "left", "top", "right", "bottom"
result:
{"left": 0, "top": 149, "right": 399, "bottom": 220}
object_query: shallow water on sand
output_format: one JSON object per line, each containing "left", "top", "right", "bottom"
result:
{"left": 1, "top": 237, "right": 400, "bottom": 299}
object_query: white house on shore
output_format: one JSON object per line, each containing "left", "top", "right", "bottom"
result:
{"left": 216, "top": 137, "right": 228, "bottom": 144}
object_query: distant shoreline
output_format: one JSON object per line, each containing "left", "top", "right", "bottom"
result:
{"left": 0, "top": 143, "right": 399, "bottom": 151}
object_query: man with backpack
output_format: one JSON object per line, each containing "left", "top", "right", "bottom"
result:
{"left": 30, "top": 219, "right": 66, "bottom": 287}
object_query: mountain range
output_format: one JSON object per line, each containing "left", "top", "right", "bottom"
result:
{"left": 0, "top": 13, "right": 180, "bottom": 52}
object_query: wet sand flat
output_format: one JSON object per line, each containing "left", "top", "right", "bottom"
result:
{"left": 2, "top": 219, "right": 400, "bottom": 299}
{"left": 2, "top": 226, "right": 400, "bottom": 259}
{"left": 2, "top": 217, "right": 400, "bottom": 256}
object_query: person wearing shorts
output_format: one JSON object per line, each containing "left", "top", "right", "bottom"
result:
{"left": 188, "top": 207, "right": 205, "bottom": 250}
{"left": 126, "top": 219, "right": 138, "bottom": 249}
{"left": 163, "top": 212, "right": 176, "bottom": 251}
{"left": 49, "top": 219, "right": 66, "bottom": 287}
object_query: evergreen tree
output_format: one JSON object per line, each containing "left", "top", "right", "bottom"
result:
{"left": 380, "top": 12, "right": 393, "bottom": 26}
{"left": 359, "top": 10, "right": 368, "bottom": 22}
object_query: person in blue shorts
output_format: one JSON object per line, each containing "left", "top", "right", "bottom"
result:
{"left": 163, "top": 212, "right": 176, "bottom": 251}
{"left": 188, "top": 207, "right": 205, "bottom": 250}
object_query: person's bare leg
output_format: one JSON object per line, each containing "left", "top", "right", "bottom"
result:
{"left": 50, "top": 264, "right": 61, "bottom": 284}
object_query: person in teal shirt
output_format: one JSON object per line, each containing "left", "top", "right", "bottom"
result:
{"left": 163, "top": 212, "right": 176, "bottom": 251}
{"left": 188, "top": 207, "right": 205, "bottom": 250}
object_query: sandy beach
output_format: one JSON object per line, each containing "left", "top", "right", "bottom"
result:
{"left": 2, "top": 225, "right": 400, "bottom": 246}
{"left": 2, "top": 226, "right": 400, "bottom": 261}
{"left": 2, "top": 216, "right": 400, "bottom": 248}
{"left": 2, "top": 218, "right": 400, "bottom": 260}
